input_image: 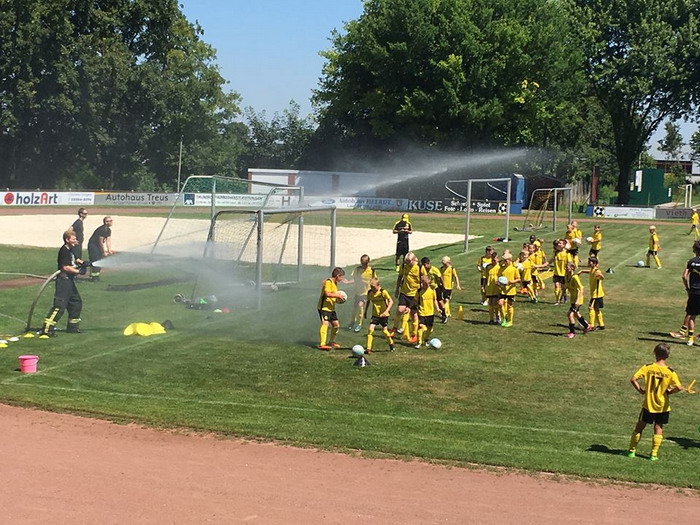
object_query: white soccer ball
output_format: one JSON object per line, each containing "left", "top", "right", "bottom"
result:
{"left": 572, "top": 238, "right": 582, "bottom": 246}
{"left": 637, "top": 260, "right": 645, "bottom": 267}
{"left": 586, "top": 236, "right": 594, "bottom": 243}
{"left": 498, "top": 276, "right": 509, "bottom": 286}
{"left": 515, "top": 263, "right": 524, "bottom": 271}
{"left": 351, "top": 344, "right": 365, "bottom": 356}
{"left": 429, "top": 338, "right": 442, "bottom": 349}
{"left": 337, "top": 290, "right": 348, "bottom": 303}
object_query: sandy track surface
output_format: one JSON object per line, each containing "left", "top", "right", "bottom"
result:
{"left": 1, "top": 213, "right": 464, "bottom": 266}
{"left": 2, "top": 403, "right": 699, "bottom": 524}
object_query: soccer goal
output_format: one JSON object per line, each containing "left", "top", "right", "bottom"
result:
{"left": 445, "top": 177, "right": 512, "bottom": 252}
{"left": 188, "top": 205, "right": 337, "bottom": 309}
{"left": 516, "top": 187, "right": 572, "bottom": 233}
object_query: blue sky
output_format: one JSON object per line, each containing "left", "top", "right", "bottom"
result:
{"left": 179, "top": 0, "right": 695, "bottom": 162}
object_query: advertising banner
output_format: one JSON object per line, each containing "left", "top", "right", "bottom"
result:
{"left": 1, "top": 191, "right": 94, "bottom": 206}
{"left": 93, "top": 192, "right": 177, "bottom": 206}
{"left": 655, "top": 207, "right": 692, "bottom": 220}
{"left": 594, "top": 206, "right": 655, "bottom": 219}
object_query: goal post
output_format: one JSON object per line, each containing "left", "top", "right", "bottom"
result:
{"left": 192, "top": 205, "right": 337, "bottom": 309}
{"left": 517, "top": 187, "right": 572, "bottom": 233}
{"left": 445, "top": 177, "right": 512, "bottom": 253}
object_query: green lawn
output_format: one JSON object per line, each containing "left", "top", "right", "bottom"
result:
{"left": 1, "top": 213, "right": 699, "bottom": 488}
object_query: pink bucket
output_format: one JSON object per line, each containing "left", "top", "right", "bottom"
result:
{"left": 18, "top": 355, "right": 39, "bottom": 374}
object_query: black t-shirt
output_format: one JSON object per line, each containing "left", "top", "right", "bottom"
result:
{"left": 394, "top": 220, "right": 412, "bottom": 244}
{"left": 57, "top": 244, "right": 76, "bottom": 278}
{"left": 89, "top": 225, "right": 111, "bottom": 246}
{"left": 687, "top": 256, "right": 700, "bottom": 295}
{"left": 71, "top": 218, "right": 84, "bottom": 244}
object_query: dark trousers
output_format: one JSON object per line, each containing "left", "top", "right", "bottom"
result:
{"left": 43, "top": 277, "right": 82, "bottom": 332}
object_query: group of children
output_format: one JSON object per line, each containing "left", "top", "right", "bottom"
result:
{"left": 317, "top": 253, "right": 460, "bottom": 353}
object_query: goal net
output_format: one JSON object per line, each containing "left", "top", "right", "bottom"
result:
{"left": 517, "top": 188, "right": 572, "bottom": 233}
{"left": 189, "top": 205, "right": 337, "bottom": 309}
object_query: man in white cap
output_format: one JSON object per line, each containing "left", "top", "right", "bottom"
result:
{"left": 393, "top": 213, "right": 413, "bottom": 271}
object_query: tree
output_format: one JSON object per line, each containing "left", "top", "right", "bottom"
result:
{"left": 689, "top": 129, "right": 700, "bottom": 165}
{"left": 566, "top": 0, "right": 700, "bottom": 204}
{"left": 658, "top": 121, "right": 684, "bottom": 162}
{"left": 312, "top": 0, "right": 587, "bottom": 169}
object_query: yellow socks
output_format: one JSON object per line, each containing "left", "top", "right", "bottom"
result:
{"left": 596, "top": 311, "right": 604, "bottom": 327}
{"left": 651, "top": 434, "right": 663, "bottom": 457}
{"left": 329, "top": 325, "right": 339, "bottom": 343}
{"left": 628, "top": 432, "right": 641, "bottom": 453}
{"left": 654, "top": 255, "right": 662, "bottom": 268}
{"left": 382, "top": 328, "right": 394, "bottom": 346}
{"left": 319, "top": 324, "right": 328, "bottom": 346}
{"left": 366, "top": 330, "right": 374, "bottom": 349}
{"left": 507, "top": 304, "right": 514, "bottom": 324}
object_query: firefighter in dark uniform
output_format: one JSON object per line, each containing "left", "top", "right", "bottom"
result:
{"left": 87, "top": 216, "right": 113, "bottom": 281}
{"left": 40, "top": 230, "right": 84, "bottom": 337}
{"left": 70, "top": 207, "right": 88, "bottom": 259}
{"left": 393, "top": 213, "right": 413, "bottom": 271}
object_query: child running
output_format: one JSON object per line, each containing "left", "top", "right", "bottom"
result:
{"left": 365, "top": 277, "right": 395, "bottom": 353}
{"left": 393, "top": 252, "right": 423, "bottom": 342}
{"left": 563, "top": 262, "right": 591, "bottom": 338}
{"left": 646, "top": 225, "right": 662, "bottom": 269}
{"left": 497, "top": 251, "right": 520, "bottom": 327}
{"left": 348, "top": 254, "right": 376, "bottom": 332}
{"left": 415, "top": 275, "right": 440, "bottom": 348}
{"left": 627, "top": 343, "right": 684, "bottom": 461}
{"left": 689, "top": 209, "right": 699, "bottom": 240}
{"left": 438, "top": 256, "right": 461, "bottom": 323}
{"left": 588, "top": 225, "right": 602, "bottom": 259}
{"left": 317, "top": 267, "right": 346, "bottom": 350}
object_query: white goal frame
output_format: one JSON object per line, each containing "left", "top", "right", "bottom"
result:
{"left": 445, "top": 177, "right": 512, "bottom": 252}
{"left": 518, "top": 187, "right": 572, "bottom": 233}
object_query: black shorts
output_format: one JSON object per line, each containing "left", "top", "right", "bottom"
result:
{"left": 568, "top": 304, "right": 581, "bottom": 314}
{"left": 396, "top": 242, "right": 409, "bottom": 256}
{"left": 480, "top": 277, "right": 487, "bottom": 287}
{"left": 589, "top": 249, "right": 599, "bottom": 257}
{"left": 521, "top": 280, "right": 531, "bottom": 287}
{"left": 686, "top": 294, "right": 700, "bottom": 316}
{"left": 398, "top": 293, "right": 416, "bottom": 309}
{"left": 370, "top": 316, "right": 389, "bottom": 327}
{"left": 568, "top": 248, "right": 579, "bottom": 257}
{"left": 639, "top": 408, "right": 669, "bottom": 426}
{"left": 418, "top": 315, "right": 434, "bottom": 327}
{"left": 437, "top": 287, "right": 451, "bottom": 302}
{"left": 532, "top": 275, "right": 539, "bottom": 285}
{"left": 499, "top": 295, "right": 514, "bottom": 303}
{"left": 318, "top": 309, "right": 338, "bottom": 323}
{"left": 647, "top": 250, "right": 657, "bottom": 256}
{"left": 553, "top": 275, "right": 565, "bottom": 284}
{"left": 589, "top": 297, "right": 604, "bottom": 309}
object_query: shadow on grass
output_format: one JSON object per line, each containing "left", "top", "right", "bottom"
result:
{"left": 666, "top": 436, "right": 700, "bottom": 449}
{"left": 587, "top": 444, "right": 630, "bottom": 457}
{"left": 462, "top": 319, "right": 494, "bottom": 326}
{"left": 529, "top": 329, "right": 567, "bottom": 337}
{"left": 637, "top": 336, "right": 687, "bottom": 346}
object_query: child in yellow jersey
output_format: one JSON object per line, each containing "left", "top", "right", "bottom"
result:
{"left": 563, "top": 262, "right": 591, "bottom": 338}
{"left": 517, "top": 250, "right": 536, "bottom": 303}
{"left": 415, "top": 275, "right": 440, "bottom": 348}
{"left": 392, "top": 252, "right": 423, "bottom": 341}
{"left": 646, "top": 225, "right": 662, "bottom": 269}
{"left": 497, "top": 251, "right": 520, "bottom": 327}
{"left": 529, "top": 241, "right": 548, "bottom": 296}
{"left": 317, "top": 267, "right": 346, "bottom": 350}
{"left": 365, "top": 277, "right": 395, "bottom": 353}
{"left": 347, "top": 254, "right": 376, "bottom": 332}
{"left": 628, "top": 343, "right": 684, "bottom": 461}
{"left": 552, "top": 239, "right": 569, "bottom": 304}
{"left": 484, "top": 251, "right": 501, "bottom": 324}
{"left": 581, "top": 256, "right": 605, "bottom": 330}
{"left": 477, "top": 246, "right": 494, "bottom": 305}
{"left": 688, "top": 209, "right": 699, "bottom": 239}
{"left": 588, "top": 225, "right": 602, "bottom": 258}
{"left": 438, "top": 255, "right": 461, "bottom": 323}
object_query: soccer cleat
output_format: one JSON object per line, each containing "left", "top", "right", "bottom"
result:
{"left": 353, "top": 325, "right": 361, "bottom": 333}
{"left": 565, "top": 332, "right": 575, "bottom": 339}
{"left": 656, "top": 267, "right": 662, "bottom": 270}
{"left": 425, "top": 341, "right": 431, "bottom": 347}
{"left": 553, "top": 302, "right": 560, "bottom": 306}
{"left": 504, "top": 321, "right": 513, "bottom": 327}
{"left": 318, "top": 345, "right": 331, "bottom": 351}
{"left": 396, "top": 327, "right": 404, "bottom": 335}
{"left": 408, "top": 336, "right": 418, "bottom": 344}
{"left": 627, "top": 451, "right": 636, "bottom": 458}
{"left": 347, "top": 323, "right": 354, "bottom": 330}
{"left": 365, "top": 348, "right": 372, "bottom": 354}
{"left": 389, "top": 344, "right": 395, "bottom": 352}
{"left": 414, "top": 343, "right": 422, "bottom": 349}
{"left": 330, "top": 342, "right": 341, "bottom": 348}
{"left": 583, "top": 326, "right": 594, "bottom": 334}
{"left": 441, "top": 316, "right": 448, "bottom": 324}
{"left": 481, "top": 300, "right": 488, "bottom": 306}
{"left": 500, "top": 320, "right": 507, "bottom": 327}
{"left": 688, "top": 337, "right": 695, "bottom": 346}
{"left": 650, "top": 455, "right": 659, "bottom": 461}
{"left": 597, "top": 326, "right": 605, "bottom": 331}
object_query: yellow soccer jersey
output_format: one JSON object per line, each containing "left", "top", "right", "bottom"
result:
{"left": 498, "top": 264, "right": 520, "bottom": 296}
{"left": 399, "top": 262, "right": 422, "bottom": 296}
{"left": 649, "top": 233, "right": 660, "bottom": 251}
{"left": 478, "top": 256, "right": 491, "bottom": 278}
{"left": 352, "top": 265, "right": 376, "bottom": 295}
{"left": 574, "top": 228, "right": 583, "bottom": 240}
{"left": 633, "top": 363, "right": 681, "bottom": 413}
{"left": 317, "top": 278, "right": 338, "bottom": 311}
{"left": 417, "top": 286, "right": 437, "bottom": 316}
{"left": 590, "top": 231, "right": 602, "bottom": 251}
{"left": 441, "top": 265, "right": 458, "bottom": 290}
{"left": 426, "top": 266, "right": 442, "bottom": 289}
{"left": 692, "top": 211, "right": 699, "bottom": 226}
{"left": 589, "top": 269, "right": 605, "bottom": 299}
{"left": 565, "top": 230, "right": 576, "bottom": 243}
{"left": 518, "top": 259, "right": 533, "bottom": 282}
{"left": 565, "top": 273, "right": 585, "bottom": 305}
{"left": 553, "top": 250, "right": 569, "bottom": 277}
{"left": 367, "top": 287, "right": 392, "bottom": 317}
{"left": 485, "top": 262, "right": 501, "bottom": 296}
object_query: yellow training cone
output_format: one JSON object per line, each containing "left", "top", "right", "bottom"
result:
{"left": 23, "top": 332, "right": 35, "bottom": 339}
{"left": 456, "top": 305, "right": 464, "bottom": 320}
{"left": 148, "top": 322, "right": 166, "bottom": 335}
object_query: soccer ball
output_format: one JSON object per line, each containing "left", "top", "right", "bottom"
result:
{"left": 429, "top": 338, "right": 442, "bottom": 349}
{"left": 515, "top": 263, "right": 524, "bottom": 271}
{"left": 351, "top": 344, "right": 365, "bottom": 356}
{"left": 572, "top": 238, "right": 582, "bottom": 246}
{"left": 586, "top": 236, "right": 594, "bottom": 243}
{"left": 337, "top": 290, "right": 348, "bottom": 303}
{"left": 270, "top": 284, "right": 279, "bottom": 292}
{"left": 637, "top": 260, "right": 645, "bottom": 268}
{"left": 497, "top": 276, "right": 509, "bottom": 286}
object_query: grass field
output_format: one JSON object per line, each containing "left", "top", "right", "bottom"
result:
{"left": 1, "top": 212, "right": 699, "bottom": 489}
